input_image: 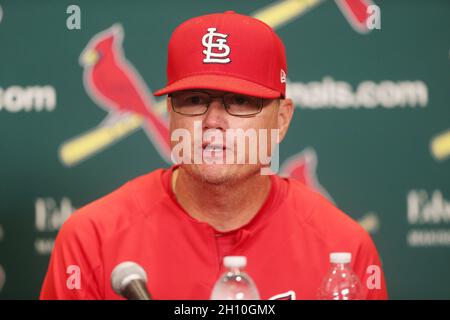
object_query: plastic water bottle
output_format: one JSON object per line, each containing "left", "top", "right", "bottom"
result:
{"left": 210, "top": 256, "right": 260, "bottom": 300}
{"left": 317, "top": 252, "right": 363, "bottom": 300}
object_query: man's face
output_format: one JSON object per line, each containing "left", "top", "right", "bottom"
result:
{"left": 168, "top": 89, "right": 293, "bottom": 185}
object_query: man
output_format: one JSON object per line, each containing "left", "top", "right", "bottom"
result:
{"left": 40, "top": 11, "right": 387, "bottom": 300}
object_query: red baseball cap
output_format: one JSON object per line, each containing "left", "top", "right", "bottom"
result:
{"left": 154, "top": 11, "right": 287, "bottom": 98}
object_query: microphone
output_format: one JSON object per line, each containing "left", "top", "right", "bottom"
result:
{"left": 111, "top": 261, "right": 151, "bottom": 300}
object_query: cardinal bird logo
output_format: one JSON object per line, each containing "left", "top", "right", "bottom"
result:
{"left": 280, "top": 148, "right": 380, "bottom": 233}
{"left": 335, "top": 0, "right": 375, "bottom": 33}
{"left": 281, "top": 148, "right": 334, "bottom": 203}
{"left": 80, "top": 23, "right": 170, "bottom": 157}
{"left": 59, "top": 24, "right": 171, "bottom": 167}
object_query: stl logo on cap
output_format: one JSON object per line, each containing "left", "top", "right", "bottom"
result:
{"left": 154, "top": 11, "right": 287, "bottom": 98}
{"left": 202, "top": 27, "right": 231, "bottom": 64}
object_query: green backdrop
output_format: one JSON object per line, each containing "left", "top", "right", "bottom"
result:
{"left": 0, "top": 0, "right": 449, "bottom": 299}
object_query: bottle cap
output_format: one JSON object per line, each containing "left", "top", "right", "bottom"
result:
{"left": 223, "top": 256, "right": 247, "bottom": 268}
{"left": 330, "top": 252, "right": 351, "bottom": 264}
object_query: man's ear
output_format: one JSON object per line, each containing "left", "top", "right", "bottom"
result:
{"left": 277, "top": 98, "right": 294, "bottom": 143}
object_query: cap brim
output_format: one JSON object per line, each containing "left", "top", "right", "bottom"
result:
{"left": 153, "top": 74, "right": 281, "bottom": 99}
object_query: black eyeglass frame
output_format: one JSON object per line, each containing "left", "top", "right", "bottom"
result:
{"left": 169, "top": 90, "right": 274, "bottom": 117}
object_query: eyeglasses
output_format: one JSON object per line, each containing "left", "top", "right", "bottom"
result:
{"left": 169, "top": 90, "right": 267, "bottom": 117}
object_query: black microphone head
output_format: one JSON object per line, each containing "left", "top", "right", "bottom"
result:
{"left": 111, "top": 261, "right": 148, "bottom": 296}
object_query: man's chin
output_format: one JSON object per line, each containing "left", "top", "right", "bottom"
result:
{"left": 190, "top": 163, "right": 234, "bottom": 185}
{"left": 181, "top": 163, "right": 261, "bottom": 186}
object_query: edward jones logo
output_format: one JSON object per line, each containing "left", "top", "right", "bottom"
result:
{"left": 407, "top": 190, "right": 450, "bottom": 247}
{"left": 34, "top": 197, "right": 76, "bottom": 255}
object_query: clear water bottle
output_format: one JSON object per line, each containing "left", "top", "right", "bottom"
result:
{"left": 317, "top": 252, "right": 363, "bottom": 300}
{"left": 210, "top": 256, "right": 260, "bottom": 300}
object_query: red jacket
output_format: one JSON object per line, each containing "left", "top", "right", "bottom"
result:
{"left": 40, "top": 166, "right": 388, "bottom": 299}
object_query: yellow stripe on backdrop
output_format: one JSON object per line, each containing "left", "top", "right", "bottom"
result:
{"left": 431, "top": 130, "right": 450, "bottom": 161}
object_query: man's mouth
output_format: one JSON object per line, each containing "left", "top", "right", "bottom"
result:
{"left": 202, "top": 142, "right": 227, "bottom": 151}
{"left": 201, "top": 142, "right": 228, "bottom": 161}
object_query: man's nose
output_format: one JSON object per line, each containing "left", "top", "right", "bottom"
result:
{"left": 202, "top": 99, "right": 228, "bottom": 130}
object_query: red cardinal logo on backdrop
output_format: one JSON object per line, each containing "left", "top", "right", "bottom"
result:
{"left": 281, "top": 148, "right": 334, "bottom": 202}
{"left": 79, "top": 24, "right": 171, "bottom": 160}
{"left": 335, "top": 0, "right": 375, "bottom": 33}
